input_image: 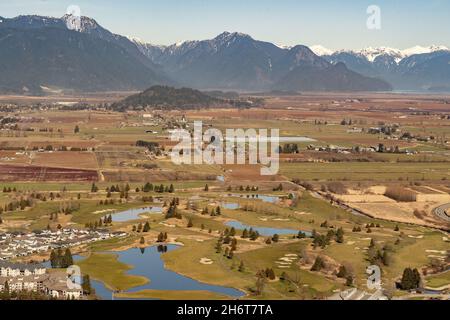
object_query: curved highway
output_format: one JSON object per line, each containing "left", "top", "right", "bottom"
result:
{"left": 433, "top": 203, "right": 450, "bottom": 223}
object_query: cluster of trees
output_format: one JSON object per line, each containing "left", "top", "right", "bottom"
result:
{"left": 136, "top": 140, "right": 161, "bottom": 154}
{"left": 279, "top": 143, "right": 299, "bottom": 154}
{"left": 399, "top": 268, "right": 421, "bottom": 291}
{"left": 106, "top": 184, "right": 130, "bottom": 193}
{"left": 1, "top": 198, "right": 33, "bottom": 213}
{"left": 312, "top": 227, "right": 345, "bottom": 248}
{"left": 99, "top": 199, "right": 116, "bottom": 205}
{"left": 260, "top": 268, "right": 276, "bottom": 280}
{"left": 202, "top": 206, "right": 221, "bottom": 217}
{"left": 138, "top": 182, "right": 175, "bottom": 194}
{"left": 0, "top": 287, "right": 53, "bottom": 300}
{"left": 336, "top": 265, "right": 354, "bottom": 286}
{"left": 367, "top": 239, "right": 391, "bottom": 267}
{"left": 156, "top": 184, "right": 175, "bottom": 193}
{"left": 85, "top": 215, "right": 112, "bottom": 230}
{"left": 48, "top": 192, "right": 63, "bottom": 200}
{"left": 30, "top": 192, "right": 55, "bottom": 201}
{"left": 215, "top": 232, "right": 238, "bottom": 259}
{"left": 50, "top": 248, "right": 73, "bottom": 268}
{"left": 241, "top": 228, "right": 260, "bottom": 241}
{"left": 364, "top": 222, "right": 382, "bottom": 233}
{"left": 227, "top": 185, "right": 259, "bottom": 192}
{"left": 384, "top": 186, "right": 416, "bottom": 202}
{"left": 156, "top": 232, "right": 168, "bottom": 243}
{"left": 165, "top": 198, "right": 182, "bottom": 219}
{"left": 265, "top": 234, "right": 280, "bottom": 245}
{"left": 132, "top": 221, "right": 151, "bottom": 233}
{"left": 2, "top": 186, "right": 17, "bottom": 193}
{"left": 297, "top": 231, "right": 308, "bottom": 239}
{"left": 105, "top": 184, "right": 130, "bottom": 199}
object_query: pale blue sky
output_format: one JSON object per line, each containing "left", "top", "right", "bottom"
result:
{"left": 1, "top": 0, "right": 449, "bottom": 49}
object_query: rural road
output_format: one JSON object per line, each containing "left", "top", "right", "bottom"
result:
{"left": 433, "top": 203, "right": 450, "bottom": 223}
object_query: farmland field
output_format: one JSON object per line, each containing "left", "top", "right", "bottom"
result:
{"left": 0, "top": 93, "right": 449, "bottom": 301}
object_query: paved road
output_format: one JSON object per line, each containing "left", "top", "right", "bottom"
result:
{"left": 433, "top": 203, "right": 450, "bottom": 223}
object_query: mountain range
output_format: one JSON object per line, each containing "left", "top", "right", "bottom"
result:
{"left": 0, "top": 14, "right": 448, "bottom": 94}
{"left": 130, "top": 32, "right": 391, "bottom": 92}
{"left": 310, "top": 45, "right": 450, "bottom": 91}
{"left": 0, "top": 15, "right": 170, "bottom": 94}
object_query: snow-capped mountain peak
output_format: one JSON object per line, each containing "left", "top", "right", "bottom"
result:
{"left": 401, "top": 45, "right": 449, "bottom": 57}
{"left": 312, "top": 45, "right": 449, "bottom": 63}
{"left": 310, "top": 45, "right": 334, "bottom": 56}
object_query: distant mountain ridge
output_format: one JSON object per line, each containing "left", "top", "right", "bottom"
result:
{"left": 0, "top": 15, "right": 170, "bottom": 94}
{"left": 311, "top": 45, "right": 449, "bottom": 62}
{"left": 310, "top": 45, "right": 450, "bottom": 90}
{"left": 132, "top": 32, "right": 391, "bottom": 92}
{"left": 1, "top": 14, "right": 448, "bottom": 93}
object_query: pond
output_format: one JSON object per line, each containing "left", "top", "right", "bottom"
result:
{"left": 225, "top": 220, "right": 311, "bottom": 237}
{"left": 221, "top": 203, "right": 240, "bottom": 210}
{"left": 75, "top": 245, "right": 245, "bottom": 300}
{"left": 227, "top": 194, "right": 281, "bottom": 204}
{"left": 108, "top": 207, "right": 163, "bottom": 222}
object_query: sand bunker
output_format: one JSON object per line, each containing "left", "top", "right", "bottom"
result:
{"left": 199, "top": 258, "right": 214, "bottom": 265}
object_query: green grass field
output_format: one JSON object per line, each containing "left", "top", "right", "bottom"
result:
{"left": 280, "top": 162, "right": 450, "bottom": 182}
{"left": 76, "top": 253, "right": 149, "bottom": 291}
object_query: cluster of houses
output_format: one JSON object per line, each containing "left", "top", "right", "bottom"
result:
{"left": 306, "top": 143, "right": 416, "bottom": 155}
{"left": 0, "top": 229, "right": 127, "bottom": 261}
{"left": 0, "top": 262, "right": 83, "bottom": 299}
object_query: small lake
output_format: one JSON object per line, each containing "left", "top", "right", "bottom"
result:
{"left": 71, "top": 245, "right": 244, "bottom": 300}
{"left": 221, "top": 203, "right": 240, "bottom": 210}
{"left": 108, "top": 207, "right": 163, "bottom": 222}
{"left": 227, "top": 194, "right": 281, "bottom": 204}
{"left": 225, "top": 221, "right": 311, "bottom": 237}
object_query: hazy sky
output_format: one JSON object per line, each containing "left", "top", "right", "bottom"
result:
{"left": 1, "top": 0, "right": 449, "bottom": 49}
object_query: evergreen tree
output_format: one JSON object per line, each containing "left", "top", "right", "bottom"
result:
{"left": 311, "top": 256, "right": 325, "bottom": 272}
{"left": 400, "top": 268, "right": 421, "bottom": 290}
{"left": 82, "top": 275, "right": 92, "bottom": 295}
{"left": 63, "top": 248, "right": 73, "bottom": 268}
{"left": 91, "top": 183, "right": 98, "bottom": 193}
{"left": 337, "top": 265, "right": 348, "bottom": 278}
{"left": 335, "top": 227, "right": 345, "bottom": 243}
